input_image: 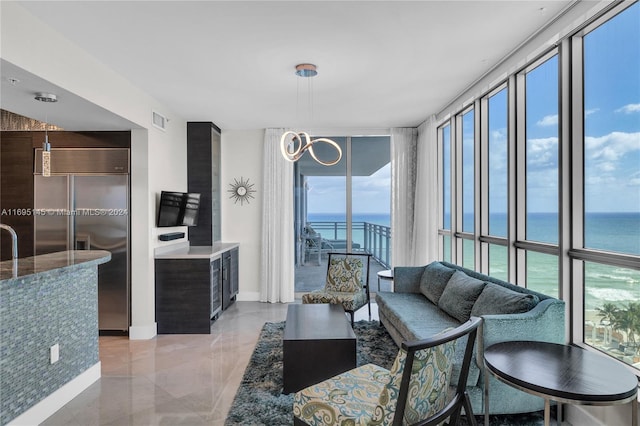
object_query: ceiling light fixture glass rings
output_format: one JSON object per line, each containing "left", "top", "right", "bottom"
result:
{"left": 280, "top": 131, "right": 342, "bottom": 166}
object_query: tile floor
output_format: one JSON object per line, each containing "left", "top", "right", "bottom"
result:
{"left": 42, "top": 301, "right": 379, "bottom": 426}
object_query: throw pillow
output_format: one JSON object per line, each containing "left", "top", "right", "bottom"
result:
{"left": 325, "top": 257, "right": 364, "bottom": 292}
{"left": 419, "top": 262, "right": 456, "bottom": 305}
{"left": 438, "top": 271, "right": 486, "bottom": 322}
{"left": 471, "top": 283, "right": 539, "bottom": 317}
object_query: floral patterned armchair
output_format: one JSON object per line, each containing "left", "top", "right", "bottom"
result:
{"left": 293, "top": 317, "right": 482, "bottom": 426}
{"left": 301, "top": 252, "right": 372, "bottom": 325}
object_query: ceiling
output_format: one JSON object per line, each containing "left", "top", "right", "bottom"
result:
{"left": 1, "top": 1, "right": 575, "bottom": 131}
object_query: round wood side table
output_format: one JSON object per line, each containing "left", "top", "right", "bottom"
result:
{"left": 484, "top": 341, "right": 638, "bottom": 426}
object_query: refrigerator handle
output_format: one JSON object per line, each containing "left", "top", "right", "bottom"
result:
{"left": 69, "top": 175, "right": 75, "bottom": 250}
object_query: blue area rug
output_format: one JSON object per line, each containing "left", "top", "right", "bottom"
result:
{"left": 225, "top": 321, "right": 550, "bottom": 425}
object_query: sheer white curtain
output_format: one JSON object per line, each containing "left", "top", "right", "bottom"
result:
{"left": 259, "top": 128, "right": 295, "bottom": 303}
{"left": 390, "top": 127, "right": 418, "bottom": 267}
{"left": 412, "top": 116, "right": 439, "bottom": 264}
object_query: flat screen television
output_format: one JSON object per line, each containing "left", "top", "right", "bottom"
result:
{"left": 157, "top": 191, "right": 201, "bottom": 227}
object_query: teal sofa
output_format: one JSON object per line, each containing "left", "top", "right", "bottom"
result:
{"left": 375, "top": 261, "right": 565, "bottom": 415}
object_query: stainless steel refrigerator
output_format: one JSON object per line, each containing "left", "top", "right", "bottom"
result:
{"left": 34, "top": 148, "right": 130, "bottom": 332}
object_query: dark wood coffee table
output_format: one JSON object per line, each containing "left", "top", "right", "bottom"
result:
{"left": 283, "top": 304, "right": 357, "bottom": 394}
{"left": 484, "top": 341, "right": 638, "bottom": 426}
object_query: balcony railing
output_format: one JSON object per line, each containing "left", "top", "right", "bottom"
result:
{"left": 307, "top": 221, "right": 391, "bottom": 269}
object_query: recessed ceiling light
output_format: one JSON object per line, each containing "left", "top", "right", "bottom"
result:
{"left": 6, "top": 77, "right": 20, "bottom": 85}
{"left": 34, "top": 92, "right": 58, "bottom": 103}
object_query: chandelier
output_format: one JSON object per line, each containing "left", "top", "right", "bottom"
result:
{"left": 280, "top": 64, "right": 342, "bottom": 167}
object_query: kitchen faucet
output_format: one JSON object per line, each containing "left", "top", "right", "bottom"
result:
{"left": 0, "top": 223, "right": 18, "bottom": 260}
{"left": 0, "top": 223, "right": 19, "bottom": 277}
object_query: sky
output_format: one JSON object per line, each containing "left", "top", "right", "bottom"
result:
{"left": 463, "top": 2, "right": 639, "bottom": 215}
{"left": 306, "top": 3, "right": 639, "bottom": 217}
{"left": 306, "top": 162, "right": 391, "bottom": 215}
{"left": 524, "top": 3, "right": 639, "bottom": 213}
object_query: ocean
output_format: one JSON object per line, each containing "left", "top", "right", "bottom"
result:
{"left": 307, "top": 212, "right": 640, "bottom": 311}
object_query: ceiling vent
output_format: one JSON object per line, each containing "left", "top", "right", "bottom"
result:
{"left": 152, "top": 111, "right": 167, "bottom": 131}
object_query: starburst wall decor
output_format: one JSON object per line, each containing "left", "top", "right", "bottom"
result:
{"left": 228, "top": 177, "right": 256, "bottom": 206}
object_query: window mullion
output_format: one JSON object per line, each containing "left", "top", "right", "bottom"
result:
{"left": 479, "top": 97, "right": 490, "bottom": 274}
{"left": 570, "top": 33, "right": 585, "bottom": 347}
{"left": 515, "top": 71, "right": 527, "bottom": 288}
{"left": 448, "top": 117, "right": 458, "bottom": 265}
{"left": 559, "top": 37, "right": 573, "bottom": 344}
{"left": 507, "top": 75, "right": 518, "bottom": 285}
{"left": 346, "top": 136, "right": 352, "bottom": 252}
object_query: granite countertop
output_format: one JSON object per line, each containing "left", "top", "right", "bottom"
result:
{"left": 0, "top": 250, "right": 111, "bottom": 282}
{"left": 154, "top": 242, "right": 239, "bottom": 259}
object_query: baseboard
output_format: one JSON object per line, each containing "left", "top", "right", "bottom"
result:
{"left": 8, "top": 362, "right": 101, "bottom": 426}
{"left": 237, "top": 291, "right": 260, "bottom": 301}
{"left": 128, "top": 322, "right": 157, "bottom": 340}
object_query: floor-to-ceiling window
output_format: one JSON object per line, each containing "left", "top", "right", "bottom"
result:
{"left": 485, "top": 87, "right": 509, "bottom": 281}
{"left": 351, "top": 137, "right": 391, "bottom": 269}
{"left": 438, "top": 124, "right": 452, "bottom": 262}
{"left": 294, "top": 136, "right": 390, "bottom": 292}
{"left": 459, "top": 108, "right": 475, "bottom": 270}
{"left": 519, "top": 52, "right": 560, "bottom": 299}
{"left": 575, "top": 2, "right": 640, "bottom": 368}
{"left": 437, "top": 1, "right": 639, "bottom": 372}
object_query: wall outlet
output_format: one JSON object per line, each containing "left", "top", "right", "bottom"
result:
{"left": 50, "top": 343, "right": 60, "bottom": 364}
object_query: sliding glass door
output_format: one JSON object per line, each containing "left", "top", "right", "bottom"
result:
{"left": 294, "top": 136, "right": 390, "bottom": 293}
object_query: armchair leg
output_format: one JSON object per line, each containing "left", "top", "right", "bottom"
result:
{"left": 349, "top": 311, "right": 355, "bottom": 326}
{"left": 294, "top": 416, "right": 310, "bottom": 426}
{"left": 462, "top": 392, "right": 477, "bottom": 426}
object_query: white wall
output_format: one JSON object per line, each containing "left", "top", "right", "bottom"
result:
{"left": 220, "top": 129, "right": 264, "bottom": 301}
{"left": 1, "top": 2, "right": 188, "bottom": 339}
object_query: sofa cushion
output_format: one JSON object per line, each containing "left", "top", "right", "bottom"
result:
{"left": 471, "top": 282, "right": 539, "bottom": 317}
{"left": 419, "top": 262, "right": 456, "bottom": 304}
{"left": 376, "top": 292, "right": 481, "bottom": 388}
{"left": 376, "top": 292, "right": 460, "bottom": 342}
{"left": 438, "top": 271, "right": 486, "bottom": 322}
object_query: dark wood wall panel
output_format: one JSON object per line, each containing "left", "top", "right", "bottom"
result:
{"left": 30, "top": 131, "right": 131, "bottom": 148}
{"left": 1, "top": 134, "right": 35, "bottom": 260}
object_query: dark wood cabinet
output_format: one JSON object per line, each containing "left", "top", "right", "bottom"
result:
{"left": 222, "top": 250, "right": 231, "bottom": 310}
{"left": 221, "top": 247, "right": 239, "bottom": 310}
{"left": 230, "top": 247, "right": 239, "bottom": 299}
{"left": 187, "top": 122, "right": 221, "bottom": 245}
{"left": 155, "top": 258, "right": 214, "bottom": 334}
{"left": 211, "top": 257, "right": 222, "bottom": 319}
{"left": 155, "top": 245, "right": 238, "bottom": 334}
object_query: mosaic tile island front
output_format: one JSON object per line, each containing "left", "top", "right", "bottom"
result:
{"left": 0, "top": 250, "right": 110, "bottom": 425}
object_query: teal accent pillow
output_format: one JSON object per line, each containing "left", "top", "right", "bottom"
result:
{"left": 438, "top": 271, "right": 486, "bottom": 322}
{"left": 471, "top": 283, "right": 539, "bottom": 317}
{"left": 419, "top": 262, "right": 456, "bottom": 305}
